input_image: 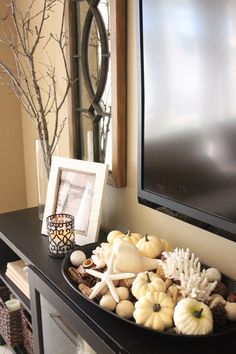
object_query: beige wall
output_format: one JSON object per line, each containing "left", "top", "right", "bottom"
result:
{"left": 20, "top": 1, "right": 236, "bottom": 279}
{"left": 102, "top": 0, "right": 236, "bottom": 280}
{"left": 0, "top": 1, "right": 27, "bottom": 213}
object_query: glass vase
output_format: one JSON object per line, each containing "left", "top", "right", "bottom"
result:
{"left": 35, "top": 139, "right": 49, "bottom": 221}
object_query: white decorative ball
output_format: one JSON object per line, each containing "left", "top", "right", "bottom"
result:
{"left": 100, "top": 294, "right": 117, "bottom": 311}
{"left": 116, "top": 287, "right": 130, "bottom": 301}
{"left": 205, "top": 267, "right": 221, "bottom": 282}
{"left": 70, "top": 250, "right": 86, "bottom": 267}
{"left": 116, "top": 300, "right": 134, "bottom": 319}
{"left": 225, "top": 301, "right": 236, "bottom": 321}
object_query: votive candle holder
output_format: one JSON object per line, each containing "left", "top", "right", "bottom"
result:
{"left": 47, "top": 213, "right": 75, "bottom": 258}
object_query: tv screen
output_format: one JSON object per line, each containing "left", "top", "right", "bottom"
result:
{"left": 138, "top": 0, "right": 236, "bottom": 239}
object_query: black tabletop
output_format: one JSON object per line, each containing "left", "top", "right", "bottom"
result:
{"left": 0, "top": 207, "right": 235, "bottom": 354}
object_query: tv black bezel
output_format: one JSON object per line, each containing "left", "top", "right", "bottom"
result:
{"left": 136, "top": 0, "right": 236, "bottom": 242}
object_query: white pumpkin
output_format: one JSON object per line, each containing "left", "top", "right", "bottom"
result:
{"left": 131, "top": 271, "right": 166, "bottom": 299}
{"left": 160, "top": 238, "right": 173, "bottom": 252}
{"left": 121, "top": 230, "right": 142, "bottom": 245}
{"left": 133, "top": 292, "right": 174, "bottom": 331}
{"left": 173, "top": 298, "right": 213, "bottom": 335}
{"left": 136, "top": 234, "right": 162, "bottom": 258}
{"left": 107, "top": 230, "right": 124, "bottom": 244}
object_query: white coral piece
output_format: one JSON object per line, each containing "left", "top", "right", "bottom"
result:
{"left": 91, "top": 242, "right": 112, "bottom": 269}
{"left": 161, "top": 248, "right": 216, "bottom": 302}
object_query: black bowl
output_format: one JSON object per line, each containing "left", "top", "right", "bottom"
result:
{"left": 61, "top": 243, "right": 236, "bottom": 341}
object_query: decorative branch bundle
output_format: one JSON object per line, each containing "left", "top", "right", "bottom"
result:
{"left": 0, "top": 0, "right": 72, "bottom": 175}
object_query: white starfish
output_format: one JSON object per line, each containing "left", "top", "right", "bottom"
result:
{"left": 85, "top": 251, "right": 135, "bottom": 302}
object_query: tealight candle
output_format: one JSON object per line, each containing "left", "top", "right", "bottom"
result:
{"left": 47, "top": 213, "right": 75, "bottom": 258}
{"left": 5, "top": 299, "right": 21, "bottom": 312}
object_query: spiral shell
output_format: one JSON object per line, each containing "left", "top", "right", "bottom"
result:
{"left": 70, "top": 250, "right": 86, "bottom": 267}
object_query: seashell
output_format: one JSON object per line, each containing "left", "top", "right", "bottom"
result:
{"left": 79, "top": 284, "right": 94, "bottom": 298}
{"left": 119, "top": 278, "right": 134, "bottom": 288}
{"left": 70, "top": 250, "right": 86, "bottom": 267}
{"left": 227, "top": 291, "right": 236, "bottom": 303}
{"left": 82, "top": 258, "right": 94, "bottom": 268}
{"left": 91, "top": 242, "right": 112, "bottom": 269}
{"left": 164, "top": 278, "right": 173, "bottom": 289}
{"left": 209, "top": 294, "right": 226, "bottom": 309}
{"left": 167, "top": 285, "right": 178, "bottom": 297}
{"left": 205, "top": 267, "right": 221, "bottom": 282}
{"left": 172, "top": 286, "right": 179, "bottom": 306}
{"left": 156, "top": 264, "right": 166, "bottom": 280}
{"left": 113, "top": 239, "right": 160, "bottom": 274}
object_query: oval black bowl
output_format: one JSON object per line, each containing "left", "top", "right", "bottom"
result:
{"left": 61, "top": 243, "right": 236, "bottom": 341}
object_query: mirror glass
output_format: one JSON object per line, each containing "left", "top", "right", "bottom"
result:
{"left": 69, "top": 0, "right": 126, "bottom": 187}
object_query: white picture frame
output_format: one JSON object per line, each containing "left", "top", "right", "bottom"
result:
{"left": 42, "top": 156, "right": 108, "bottom": 245}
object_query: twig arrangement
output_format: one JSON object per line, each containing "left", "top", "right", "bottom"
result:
{"left": 0, "top": 0, "right": 72, "bottom": 176}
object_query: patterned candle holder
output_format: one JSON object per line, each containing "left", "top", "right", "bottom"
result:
{"left": 47, "top": 213, "right": 75, "bottom": 258}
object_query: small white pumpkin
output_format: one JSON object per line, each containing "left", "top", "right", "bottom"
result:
{"left": 131, "top": 271, "right": 166, "bottom": 299}
{"left": 160, "top": 238, "right": 173, "bottom": 252}
{"left": 121, "top": 230, "right": 142, "bottom": 245}
{"left": 225, "top": 301, "right": 236, "bottom": 321}
{"left": 70, "top": 250, "right": 86, "bottom": 267}
{"left": 173, "top": 298, "right": 213, "bottom": 335}
{"left": 205, "top": 268, "right": 221, "bottom": 282}
{"left": 133, "top": 292, "right": 174, "bottom": 331}
{"left": 116, "top": 300, "right": 134, "bottom": 319}
{"left": 107, "top": 230, "right": 124, "bottom": 244}
{"left": 136, "top": 234, "right": 163, "bottom": 258}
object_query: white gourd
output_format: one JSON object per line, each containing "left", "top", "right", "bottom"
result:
{"left": 121, "top": 230, "right": 142, "bottom": 245}
{"left": 131, "top": 271, "right": 166, "bottom": 299}
{"left": 107, "top": 230, "right": 124, "bottom": 244}
{"left": 133, "top": 292, "right": 174, "bottom": 331}
{"left": 136, "top": 234, "right": 162, "bottom": 258}
{"left": 160, "top": 238, "right": 173, "bottom": 252}
{"left": 173, "top": 298, "right": 213, "bottom": 335}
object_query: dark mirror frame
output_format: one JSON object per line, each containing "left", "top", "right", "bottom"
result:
{"left": 68, "top": 0, "right": 127, "bottom": 188}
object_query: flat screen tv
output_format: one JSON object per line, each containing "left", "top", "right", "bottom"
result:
{"left": 137, "top": 0, "right": 236, "bottom": 241}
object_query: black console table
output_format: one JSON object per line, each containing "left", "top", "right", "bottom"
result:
{"left": 0, "top": 207, "right": 235, "bottom": 354}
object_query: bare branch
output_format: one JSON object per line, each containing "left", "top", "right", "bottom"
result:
{"left": 0, "top": 0, "right": 71, "bottom": 175}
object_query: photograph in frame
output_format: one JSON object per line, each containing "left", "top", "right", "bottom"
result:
{"left": 42, "top": 156, "right": 108, "bottom": 245}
